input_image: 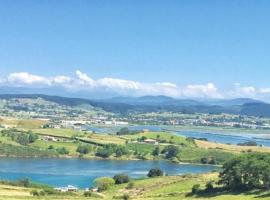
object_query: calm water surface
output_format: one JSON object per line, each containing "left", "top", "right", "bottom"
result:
{"left": 175, "top": 131, "right": 270, "bottom": 147}
{"left": 0, "top": 158, "right": 217, "bottom": 188}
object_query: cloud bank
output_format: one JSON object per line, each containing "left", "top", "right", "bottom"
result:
{"left": 1, "top": 70, "right": 270, "bottom": 100}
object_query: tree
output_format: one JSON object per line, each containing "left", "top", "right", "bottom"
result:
{"left": 56, "top": 147, "right": 69, "bottom": 155}
{"left": 28, "top": 132, "right": 38, "bottom": 143}
{"left": 76, "top": 145, "right": 91, "bottom": 154}
{"left": 147, "top": 168, "right": 164, "bottom": 178}
{"left": 152, "top": 146, "right": 160, "bottom": 156}
{"left": 115, "top": 146, "right": 128, "bottom": 157}
{"left": 162, "top": 145, "right": 180, "bottom": 159}
{"left": 17, "top": 134, "right": 30, "bottom": 145}
{"left": 96, "top": 147, "right": 112, "bottom": 158}
{"left": 219, "top": 153, "right": 270, "bottom": 191}
{"left": 117, "top": 127, "right": 130, "bottom": 135}
{"left": 205, "top": 181, "right": 214, "bottom": 192}
{"left": 191, "top": 184, "right": 201, "bottom": 194}
{"left": 94, "top": 177, "right": 115, "bottom": 191}
{"left": 113, "top": 174, "right": 130, "bottom": 184}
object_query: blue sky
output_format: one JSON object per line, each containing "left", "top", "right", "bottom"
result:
{"left": 0, "top": 0, "right": 270, "bottom": 99}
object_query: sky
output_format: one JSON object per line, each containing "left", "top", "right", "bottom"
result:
{"left": 0, "top": 0, "right": 270, "bottom": 100}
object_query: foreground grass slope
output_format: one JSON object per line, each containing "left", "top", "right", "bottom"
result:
{"left": 1, "top": 173, "right": 270, "bottom": 200}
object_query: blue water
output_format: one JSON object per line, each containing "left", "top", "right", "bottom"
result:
{"left": 176, "top": 131, "right": 270, "bottom": 147}
{"left": 84, "top": 125, "right": 162, "bottom": 134}
{"left": 0, "top": 158, "right": 217, "bottom": 188}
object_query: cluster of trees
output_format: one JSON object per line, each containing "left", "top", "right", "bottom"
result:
{"left": 147, "top": 168, "right": 164, "bottom": 177}
{"left": 200, "top": 157, "right": 217, "bottom": 165}
{"left": 56, "top": 147, "right": 69, "bottom": 155}
{"left": 161, "top": 145, "right": 180, "bottom": 159}
{"left": 96, "top": 144, "right": 129, "bottom": 158}
{"left": 94, "top": 168, "right": 164, "bottom": 193}
{"left": 94, "top": 174, "right": 130, "bottom": 192}
{"left": 219, "top": 153, "right": 270, "bottom": 190}
{"left": 1, "top": 129, "right": 38, "bottom": 146}
{"left": 116, "top": 127, "right": 140, "bottom": 135}
{"left": 192, "top": 152, "right": 270, "bottom": 196}
{"left": 76, "top": 144, "right": 92, "bottom": 154}
{"left": 237, "top": 141, "right": 258, "bottom": 146}
{"left": 152, "top": 145, "right": 180, "bottom": 159}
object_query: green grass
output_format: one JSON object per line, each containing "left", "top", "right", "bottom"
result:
{"left": 127, "top": 143, "right": 156, "bottom": 154}
{"left": 0, "top": 173, "right": 270, "bottom": 200}
{"left": 32, "top": 128, "right": 83, "bottom": 138}
{"left": 0, "top": 143, "right": 58, "bottom": 158}
{"left": 126, "top": 131, "right": 194, "bottom": 146}
{"left": 179, "top": 147, "right": 236, "bottom": 164}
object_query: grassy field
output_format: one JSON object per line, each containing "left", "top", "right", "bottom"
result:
{"left": 196, "top": 140, "right": 270, "bottom": 153}
{"left": 1, "top": 173, "right": 270, "bottom": 200}
{"left": 0, "top": 118, "right": 47, "bottom": 129}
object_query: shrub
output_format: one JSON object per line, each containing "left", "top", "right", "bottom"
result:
{"left": 126, "top": 182, "right": 134, "bottom": 189}
{"left": 191, "top": 184, "right": 201, "bottom": 194}
{"left": 122, "top": 194, "right": 130, "bottom": 200}
{"left": 56, "top": 147, "right": 69, "bottom": 155}
{"left": 219, "top": 153, "right": 270, "bottom": 191}
{"left": 113, "top": 174, "right": 130, "bottom": 184}
{"left": 94, "top": 177, "right": 115, "bottom": 191}
{"left": 205, "top": 181, "right": 214, "bottom": 192}
{"left": 30, "top": 190, "right": 39, "bottom": 196}
{"left": 76, "top": 145, "right": 91, "bottom": 154}
{"left": 152, "top": 146, "right": 160, "bottom": 156}
{"left": 161, "top": 145, "right": 180, "bottom": 159}
{"left": 17, "top": 134, "right": 30, "bottom": 145}
{"left": 18, "top": 178, "right": 30, "bottom": 187}
{"left": 84, "top": 191, "right": 92, "bottom": 197}
{"left": 96, "top": 148, "right": 112, "bottom": 158}
{"left": 28, "top": 132, "right": 38, "bottom": 143}
{"left": 147, "top": 168, "right": 164, "bottom": 178}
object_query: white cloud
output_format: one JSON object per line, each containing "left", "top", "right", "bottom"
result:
{"left": 53, "top": 76, "right": 72, "bottom": 84}
{"left": 7, "top": 72, "right": 51, "bottom": 85}
{"left": 229, "top": 83, "right": 257, "bottom": 97}
{"left": 75, "top": 70, "right": 94, "bottom": 86}
{"left": 259, "top": 88, "right": 270, "bottom": 94}
{"left": 183, "top": 83, "right": 222, "bottom": 98}
{"left": 97, "top": 77, "right": 140, "bottom": 90}
{"left": 3, "top": 70, "right": 270, "bottom": 101}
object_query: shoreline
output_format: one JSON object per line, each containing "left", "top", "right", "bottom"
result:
{"left": 0, "top": 154, "right": 221, "bottom": 167}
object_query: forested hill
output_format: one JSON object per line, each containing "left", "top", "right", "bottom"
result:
{"left": 0, "top": 94, "right": 269, "bottom": 117}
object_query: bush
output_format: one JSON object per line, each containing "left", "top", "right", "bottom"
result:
{"left": 84, "top": 191, "right": 92, "bottom": 197}
{"left": 76, "top": 145, "right": 91, "bottom": 154}
{"left": 30, "top": 190, "right": 40, "bottom": 196}
{"left": 205, "top": 181, "right": 214, "bottom": 192}
{"left": 161, "top": 145, "right": 180, "bottom": 159}
{"left": 113, "top": 174, "right": 130, "bottom": 184}
{"left": 147, "top": 168, "right": 164, "bottom": 178}
{"left": 219, "top": 153, "right": 270, "bottom": 191}
{"left": 115, "top": 146, "right": 129, "bottom": 157}
{"left": 122, "top": 194, "right": 130, "bottom": 200}
{"left": 18, "top": 178, "right": 30, "bottom": 187}
{"left": 94, "top": 177, "right": 115, "bottom": 191}
{"left": 96, "top": 148, "right": 112, "bottom": 158}
{"left": 152, "top": 146, "right": 160, "bottom": 156}
{"left": 17, "top": 134, "right": 30, "bottom": 145}
{"left": 56, "top": 147, "right": 69, "bottom": 155}
{"left": 28, "top": 132, "right": 38, "bottom": 143}
{"left": 126, "top": 182, "right": 134, "bottom": 189}
{"left": 191, "top": 184, "right": 200, "bottom": 194}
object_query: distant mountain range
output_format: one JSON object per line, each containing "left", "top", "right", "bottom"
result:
{"left": 0, "top": 93, "right": 269, "bottom": 117}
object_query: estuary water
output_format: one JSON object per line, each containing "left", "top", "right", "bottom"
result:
{"left": 0, "top": 158, "right": 217, "bottom": 188}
